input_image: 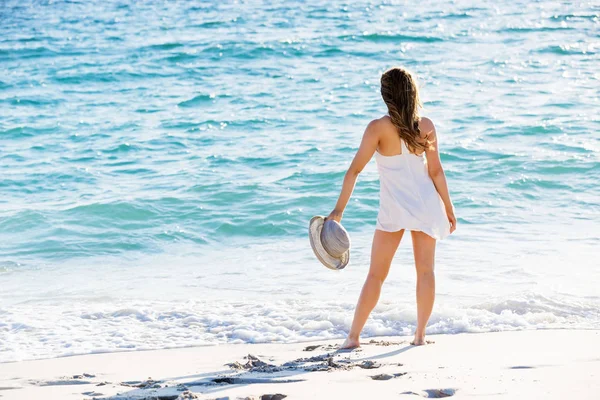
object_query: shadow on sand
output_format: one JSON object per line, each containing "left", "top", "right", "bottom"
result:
{"left": 93, "top": 341, "right": 418, "bottom": 399}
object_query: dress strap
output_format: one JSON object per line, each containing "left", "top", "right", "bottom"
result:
{"left": 400, "top": 138, "right": 407, "bottom": 154}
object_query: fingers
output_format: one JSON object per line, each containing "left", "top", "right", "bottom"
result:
{"left": 325, "top": 215, "right": 338, "bottom": 223}
{"left": 448, "top": 216, "right": 457, "bottom": 233}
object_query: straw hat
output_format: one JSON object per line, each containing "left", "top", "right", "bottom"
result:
{"left": 308, "top": 215, "right": 351, "bottom": 270}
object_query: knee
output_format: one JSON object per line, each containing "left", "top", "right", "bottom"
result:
{"left": 416, "top": 267, "right": 435, "bottom": 279}
{"left": 366, "top": 272, "right": 386, "bottom": 286}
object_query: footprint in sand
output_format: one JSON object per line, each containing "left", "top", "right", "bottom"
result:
{"left": 303, "top": 345, "right": 321, "bottom": 351}
{"left": 32, "top": 373, "right": 98, "bottom": 387}
{"left": 370, "top": 373, "right": 407, "bottom": 380}
{"left": 214, "top": 394, "right": 286, "bottom": 400}
{"left": 260, "top": 395, "right": 287, "bottom": 400}
{"left": 81, "top": 391, "right": 104, "bottom": 397}
{"left": 402, "top": 388, "right": 457, "bottom": 398}
{"left": 0, "top": 386, "right": 22, "bottom": 391}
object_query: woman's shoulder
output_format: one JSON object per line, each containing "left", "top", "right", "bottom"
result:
{"left": 370, "top": 115, "right": 396, "bottom": 132}
{"left": 378, "top": 114, "right": 436, "bottom": 140}
{"left": 417, "top": 116, "right": 437, "bottom": 140}
{"left": 363, "top": 115, "right": 394, "bottom": 137}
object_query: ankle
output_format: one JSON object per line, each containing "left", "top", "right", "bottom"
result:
{"left": 347, "top": 333, "right": 360, "bottom": 341}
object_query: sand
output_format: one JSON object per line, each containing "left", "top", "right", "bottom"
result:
{"left": 1, "top": 329, "right": 598, "bottom": 399}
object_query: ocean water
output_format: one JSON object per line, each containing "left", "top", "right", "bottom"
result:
{"left": 1, "top": 0, "right": 599, "bottom": 363}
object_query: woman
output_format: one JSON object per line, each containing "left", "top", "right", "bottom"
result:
{"left": 326, "top": 67, "right": 457, "bottom": 349}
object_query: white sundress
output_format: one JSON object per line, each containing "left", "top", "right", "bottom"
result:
{"left": 374, "top": 138, "right": 451, "bottom": 240}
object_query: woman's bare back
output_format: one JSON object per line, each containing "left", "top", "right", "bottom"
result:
{"left": 375, "top": 115, "right": 433, "bottom": 157}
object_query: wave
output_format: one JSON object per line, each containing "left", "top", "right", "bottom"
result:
{"left": 0, "top": 126, "right": 58, "bottom": 138}
{"left": 177, "top": 94, "right": 216, "bottom": 107}
{"left": 2, "top": 96, "right": 61, "bottom": 106}
{"left": 536, "top": 44, "right": 597, "bottom": 55}
{"left": 138, "top": 42, "right": 184, "bottom": 52}
{"left": 338, "top": 33, "right": 444, "bottom": 43}
{"left": 499, "top": 26, "right": 574, "bottom": 33}
{"left": 1, "top": 293, "right": 597, "bottom": 363}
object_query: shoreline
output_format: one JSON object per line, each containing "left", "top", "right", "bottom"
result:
{"left": 1, "top": 329, "right": 599, "bottom": 399}
{"left": 0, "top": 327, "right": 595, "bottom": 365}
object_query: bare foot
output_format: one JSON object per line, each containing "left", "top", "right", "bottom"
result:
{"left": 340, "top": 337, "right": 360, "bottom": 350}
{"left": 410, "top": 336, "right": 430, "bottom": 346}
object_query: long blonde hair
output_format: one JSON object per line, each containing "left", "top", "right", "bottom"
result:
{"left": 380, "top": 67, "right": 432, "bottom": 154}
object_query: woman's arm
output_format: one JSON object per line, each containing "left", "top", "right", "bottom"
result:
{"left": 421, "top": 117, "right": 457, "bottom": 233}
{"left": 326, "top": 119, "right": 381, "bottom": 223}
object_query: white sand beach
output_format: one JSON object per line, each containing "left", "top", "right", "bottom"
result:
{"left": 1, "top": 329, "right": 598, "bottom": 400}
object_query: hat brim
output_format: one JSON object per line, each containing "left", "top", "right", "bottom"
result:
{"left": 309, "top": 216, "right": 350, "bottom": 270}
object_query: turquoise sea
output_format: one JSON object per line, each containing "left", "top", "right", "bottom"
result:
{"left": 1, "top": 0, "right": 599, "bottom": 362}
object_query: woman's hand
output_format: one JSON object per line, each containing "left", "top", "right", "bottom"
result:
{"left": 446, "top": 207, "right": 457, "bottom": 234}
{"left": 326, "top": 209, "right": 343, "bottom": 223}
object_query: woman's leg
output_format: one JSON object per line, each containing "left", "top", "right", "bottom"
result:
{"left": 341, "top": 228, "right": 404, "bottom": 349}
{"left": 410, "top": 230, "right": 437, "bottom": 345}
